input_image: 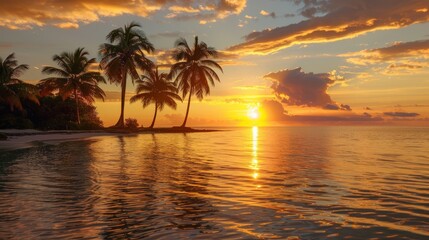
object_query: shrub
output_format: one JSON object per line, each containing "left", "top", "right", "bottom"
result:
{"left": 0, "top": 133, "right": 7, "bottom": 141}
{"left": 125, "top": 118, "right": 139, "bottom": 130}
{"left": 0, "top": 114, "right": 34, "bottom": 129}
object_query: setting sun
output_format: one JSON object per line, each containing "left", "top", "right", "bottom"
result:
{"left": 247, "top": 106, "right": 260, "bottom": 120}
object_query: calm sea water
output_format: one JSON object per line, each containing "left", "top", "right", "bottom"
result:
{"left": 0, "top": 126, "right": 428, "bottom": 239}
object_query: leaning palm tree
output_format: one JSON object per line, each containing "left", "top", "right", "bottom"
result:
{"left": 169, "top": 36, "right": 223, "bottom": 128}
{"left": 0, "top": 53, "right": 39, "bottom": 111}
{"left": 99, "top": 21, "right": 155, "bottom": 128}
{"left": 38, "top": 48, "right": 106, "bottom": 124}
{"left": 130, "top": 67, "right": 181, "bottom": 128}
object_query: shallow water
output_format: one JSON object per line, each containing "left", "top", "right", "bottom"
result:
{"left": 0, "top": 126, "right": 428, "bottom": 239}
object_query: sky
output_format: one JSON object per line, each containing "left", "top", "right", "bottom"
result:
{"left": 1, "top": 0, "right": 429, "bottom": 127}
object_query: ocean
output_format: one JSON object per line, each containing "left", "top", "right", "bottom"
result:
{"left": 0, "top": 126, "right": 428, "bottom": 239}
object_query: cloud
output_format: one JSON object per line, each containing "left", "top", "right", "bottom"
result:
{"left": 342, "top": 39, "right": 429, "bottom": 65}
{"left": 264, "top": 67, "right": 349, "bottom": 109}
{"left": 168, "top": 5, "right": 200, "bottom": 13}
{"left": 383, "top": 112, "right": 420, "bottom": 117}
{"left": 149, "top": 31, "right": 191, "bottom": 39}
{"left": 228, "top": 0, "right": 429, "bottom": 55}
{"left": 260, "top": 10, "right": 276, "bottom": 18}
{"left": 260, "top": 100, "right": 383, "bottom": 123}
{"left": 164, "top": 0, "right": 247, "bottom": 24}
{"left": 0, "top": 0, "right": 247, "bottom": 29}
{"left": 323, "top": 103, "right": 352, "bottom": 111}
{"left": 53, "top": 22, "right": 79, "bottom": 29}
{"left": 260, "top": 100, "right": 288, "bottom": 120}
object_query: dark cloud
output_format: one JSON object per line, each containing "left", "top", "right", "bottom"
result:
{"left": 260, "top": 100, "right": 288, "bottom": 120}
{"left": 284, "top": 13, "right": 295, "bottom": 18}
{"left": 264, "top": 67, "right": 349, "bottom": 109}
{"left": 387, "top": 63, "right": 423, "bottom": 70}
{"left": 384, "top": 112, "right": 420, "bottom": 117}
{"left": 324, "top": 103, "right": 352, "bottom": 111}
{"left": 260, "top": 100, "right": 383, "bottom": 123}
{"left": 228, "top": 0, "right": 429, "bottom": 55}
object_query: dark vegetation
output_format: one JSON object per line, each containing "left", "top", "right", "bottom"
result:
{"left": 0, "top": 22, "right": 222, "bottom": 131}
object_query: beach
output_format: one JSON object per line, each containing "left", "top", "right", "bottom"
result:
{"left": 0, "top": 128, "right": 221, "bottom": 151}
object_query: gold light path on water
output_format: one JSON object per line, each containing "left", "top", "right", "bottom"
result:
{"left": 251, "top": 126, "right": 260, "bottom": 184}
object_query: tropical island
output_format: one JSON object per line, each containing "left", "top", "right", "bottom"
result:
{"left": 0, "top": 22, "right": 223, "bottom": 145}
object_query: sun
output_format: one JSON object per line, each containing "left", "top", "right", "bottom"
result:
{"left": 247, "top": 106, "right": 260, "bottom": 120}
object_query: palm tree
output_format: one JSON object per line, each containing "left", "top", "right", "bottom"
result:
{"left": 169, "top": 36, "right": 223, "bottom": 128}
{"left": 99, "top": 21, "right": 155, "bottom": 128}
{"left": 130, "top": 67, "right": 181, "bottom": 128}
{"left": 38, "top": 48, "right": 106, "bottom": 124}
{"left": 0, "top": 53, "right": 39, "bottom": 111}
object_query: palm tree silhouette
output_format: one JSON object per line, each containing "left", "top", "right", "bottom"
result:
{"left": 99, "top": 21, "right": 154, "bottom": 128}
{"left": 0, "top": 53, "right": 39, "bottom": 111}
{"left": 130, "top": 66, "right": 181, "bottom": 129}
{"left": 170, "top": 36, "right": 222, "bottom": 128}
{"left": 38, "top": 48, "right": 106, "bottom": 124}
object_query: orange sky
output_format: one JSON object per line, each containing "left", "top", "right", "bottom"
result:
{"left": 1, "top": 0, "right": 429, "bottom": 127}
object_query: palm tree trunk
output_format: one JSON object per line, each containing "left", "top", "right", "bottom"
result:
{"left": 181, "top": 89, "right": 192, "bottom": 128}
{"left": 149, "top": 102, "right": 158, "bottom": 129}
{"left": 74, "top": 87, "right": 80, "bottom": 124}
{"left": 114, "top": 69, "right": 127, "bottom": 128}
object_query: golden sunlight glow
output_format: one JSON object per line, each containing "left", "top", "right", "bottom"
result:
{"left": 247, "top": 104, "right": 260, "bottom": 120}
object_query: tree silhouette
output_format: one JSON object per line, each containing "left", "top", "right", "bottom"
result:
{"left": 39, "top": 48, "right": 106, "bottom": 124}
{"left": 170, "top": 36, "right": 222, "bottom": 128}
{"left": 100, "top": 21, "right": 154, "bottom": 128}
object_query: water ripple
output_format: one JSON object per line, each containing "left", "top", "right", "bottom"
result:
{"left": 0, "top": 126, "right": 428, "bottom": 239}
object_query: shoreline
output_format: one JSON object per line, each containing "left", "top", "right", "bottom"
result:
{"left": 0, "top": 127, "right": 223, "bottom": 151}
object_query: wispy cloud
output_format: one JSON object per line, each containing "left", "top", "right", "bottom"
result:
{"left": 384, "top": 112, "right": 420, "bottom": 117}
{"left": 342, "top": 39, "right": 429, "bottom": 65}
{"left": 340, "top": 39, "right": 429, "bottom": 75}
{"left": 228, "top": 0, "right": 429, "bottom": 55}
{"left": 260, "top": 10, "right": 276, "bottom": 18}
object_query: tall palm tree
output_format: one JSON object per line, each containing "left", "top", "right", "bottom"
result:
{"left": 169, "top": 36, "right": 223, "bottom": 128}
{"left": 0, "top": 53, "right": 39, "bottom": 111}
{"left": 130, "top": 67, "right": 181, "bottom": 129}
{"left": 38, "top": 48, "right": 106, "bottom": 124}
{"left": 99, "top": 21, "right": 155, "bottom": 128}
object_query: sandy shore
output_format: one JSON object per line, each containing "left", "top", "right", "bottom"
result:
{"left": 0, "top": 128, "right": 222, "bottom": 151}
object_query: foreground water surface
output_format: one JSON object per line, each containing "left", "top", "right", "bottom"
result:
{"left": 0, "top": 126, "right": 428, "bottom": 239}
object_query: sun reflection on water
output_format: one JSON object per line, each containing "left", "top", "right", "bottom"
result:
{"left": 250, "top": 126, "right": 259, "bottom": 181}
